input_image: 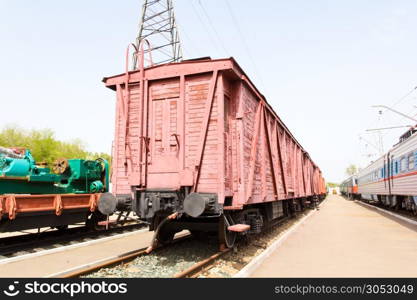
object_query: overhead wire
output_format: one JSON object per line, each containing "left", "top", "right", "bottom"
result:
{"left": 174, "top": 8, "right": 203, "bottom": 58}
{"left": 178, "top": 27, "right": 202, "bottom": 58}
{"left": 365, "top": 85, "right": 417, "bottom": 130}
{"left": 190, "top": 0, "right": 224, "bottom": 56}
{"left": 197, "top": 0, "right": 230, "bottom": 57}
{"left": 389, "top": 85, "right": 417, "bottom": 109}
{"left": 361, "top": 86, "right": 417, "bottom": 161}
{"left": 224, "top": 0, "right": 265, "bottom": 89}
{"left": 188, "top": 0, "right": 266, "bottom": 92}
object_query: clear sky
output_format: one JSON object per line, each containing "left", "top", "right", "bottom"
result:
{"left": 1, "top": 0, "right": 417, "bottom": 183}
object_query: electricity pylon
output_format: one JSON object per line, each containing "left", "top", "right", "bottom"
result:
{"left": 133, "top": 0, "right": 183, "bottom": 68}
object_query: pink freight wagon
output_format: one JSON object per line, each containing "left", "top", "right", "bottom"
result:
{"left": 104, "top": 56, "right": 326, "bottom": 248}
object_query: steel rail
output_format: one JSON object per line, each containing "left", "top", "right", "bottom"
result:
{"left": 59, "top": 234, "right": 192, "bottom": 278}
{"left": 0, "top": 223, "right": 145, "bottom": 258}
{"left": 173, "top": 248, "right": 231, "bottom": 278}
{"left": 172, "top": 215, "right": 296, "bottom": 278}
{"left": 59, "top": 248, "right": 149, "bottom": 278}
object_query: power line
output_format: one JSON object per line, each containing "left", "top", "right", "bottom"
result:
{"left": 197, "top": 0, "right": 230, "bottom": 57}
{"left": 358, "top": 134, "right": 381, "bottom": 156}
{"left": 224, "top": 0, "right": 265, "bottom": 88}
{"left": 372, "top": 105, "right": 417, "bottom": 123}
{"left": 366, "top": 125, "right": 413, "bottom": 132}
{"left": 175, "top": 15, "right": 202, "bottom": 58}
{"left": 190, "top": 0, "right": 224, "bottom": 56}
{"left": 390, "top": 85, "right": 417, "bottom": 108}
{"left": 363, "top": 85, "right": 417, "bottom": 151}
{"left": 380, "top": 87, "right": 416, "bottom": 125}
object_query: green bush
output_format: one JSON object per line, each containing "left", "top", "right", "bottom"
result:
{"left": 0, "top": 125, "right": 111, "bottom": 166}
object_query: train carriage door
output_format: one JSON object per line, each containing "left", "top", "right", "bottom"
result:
{"left": 384, "top": 155, "right": 387, "bottom": 190}
{"left": 386, "top": 152, "right": 391, "bottom": 195}
{"left": 148, "top": 96, "right": 180, "bottom": 188}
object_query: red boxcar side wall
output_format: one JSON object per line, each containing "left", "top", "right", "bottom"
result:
{"left": 184, "top": 74, "right": 221, "bottom": 195}
{"left": 232, "top": 80, "right": 322, "bottom": 207}
{"left": 111, "top": 70, "right": 227, "bottom": 202}
{"left": 107, "top": 58, "right": 325, "bottom": 207}
{"left": 112, "top": 83, "right": 143, "bottom": 196}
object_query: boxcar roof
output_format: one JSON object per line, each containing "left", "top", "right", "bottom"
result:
{"left": 103, "top": 57, "right": 321, "bottom": 171}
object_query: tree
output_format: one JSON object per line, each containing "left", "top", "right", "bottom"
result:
{"left": 345, "top": 164, "right": 358, "bottom": 176}
{"left": 0, "top": 125, "right": 111, "bottom": 165}
{"left": 327, "top": 182, "right": 339, "bottom": 188}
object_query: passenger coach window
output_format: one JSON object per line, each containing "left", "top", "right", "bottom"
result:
{"left": 400, "top": 157, "right": 407, "bottom": 173}
{"left": 408, "top": 153, "right": 414, "bottom": 171}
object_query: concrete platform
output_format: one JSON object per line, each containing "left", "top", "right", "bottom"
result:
{"left": 0, "top": 230, "right": 154, "bottom": 277}
{"left": 250, "top": 195, "right": 417, "bottom": 277}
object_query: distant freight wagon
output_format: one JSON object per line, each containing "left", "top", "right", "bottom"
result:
{"left": 104, "top": 55, "right": 326, "bottom": 248}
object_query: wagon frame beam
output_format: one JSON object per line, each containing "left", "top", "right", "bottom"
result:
{"left": 192, "top": 70, "right": 219, "bottom": 192}
{"left": 264, "top": 114, "right": 281, "bottom": 199}
{"left": 260, "top": 107, "right": 267, "bottom": 200}
{"left": 301, "top": 154, "right": 307, "bottom": 195}
{"left": 246, "top": 101, "right": 263, "bottom": 202}
{"left": 236, "top": 82, "right": 247, "bottom": 205}
{"left": 276, "top": 125, "right": 288, "bottom": 196}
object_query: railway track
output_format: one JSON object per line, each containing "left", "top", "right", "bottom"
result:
{"left": 59, "top": 235, "right": 229, "bottom": 279}
{"left": 173, "top": 214, "right": 312, "bottom": 278}
{"left": 173, "top": 248, "right": 231, "bottom": 278}
{"left": 55, "top": 208, "right": 315, "bottom": 278}
{"left": 0, "top": 223, "right": 147, "bottom": 259}
{"left": 56, "top": 234, "right": 193, "bottom": 278}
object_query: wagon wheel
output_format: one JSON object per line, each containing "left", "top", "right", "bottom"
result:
{"left": 53, "top": 158, "right": 69, "bottom": 174}
{"left": 218, "top": 214, "right": 236, "bottom": 249}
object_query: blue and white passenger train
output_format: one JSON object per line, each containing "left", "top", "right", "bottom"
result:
{"left": 341, "top": 128, "right": 417, "bottom": 215}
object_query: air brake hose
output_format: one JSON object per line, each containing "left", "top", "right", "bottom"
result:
{"left": 145, "top": 212, "right": 179, "bottom": 254}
